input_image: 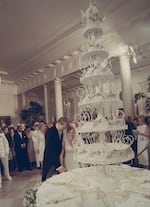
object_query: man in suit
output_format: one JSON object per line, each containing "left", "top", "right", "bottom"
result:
{"left": 42, "top": 117, "right": 68, "bottom": 182}
{"left": 14, "top": 124, "right": 31, "bottom": 171}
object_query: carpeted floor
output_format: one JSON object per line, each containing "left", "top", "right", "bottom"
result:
{"left": 0, "top": 169, "right": 41, "bottom": 207}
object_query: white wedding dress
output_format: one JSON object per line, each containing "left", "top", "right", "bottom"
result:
{"left": 64, "top": 139, "right": 79, "bottom": 171}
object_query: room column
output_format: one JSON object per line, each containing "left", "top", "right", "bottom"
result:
{"left": 43, "top": 84, "right": 49, "bottom": 123}
{"left": 54, "top": 78, "right": 63, "bottom": 120}
{"left": 21, "top": 93, "right": 26, "bottom": 107}
{"left": 119, "top": 48, "right": 135, "bottom": 118}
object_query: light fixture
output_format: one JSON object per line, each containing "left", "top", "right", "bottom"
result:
{"left": 33, "top": 72, "right": 38, "bottom": 75}
{"left": 73, "top": 50, "right": 79, "bottom": 55}
{"left": 56, "top": 59, "right": 62, "bottom": 64}
{"left": 64, "top": 55, "right": 70, "bottom": 60}
{"left": 27, "top": 74, "right": 34, "bottom": 78}
{"left": 0, "top": 71, "right": 8, "bottom": 75}
{"left": 48, "top": 63, "right": 55, "bottom": 67}
{"left": 38, "top": 69, "right": 44, "bottom": 73}
{"left": 129, "top": 46, "right": 137, "bottom": 64}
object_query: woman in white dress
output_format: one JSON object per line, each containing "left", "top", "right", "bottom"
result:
{"left": 0, "top": 128, "right": 12, "bottom": 188}
{"left": 32, "top": 122, "right": 40, "bottom": 168}
{"left": 137, "top": 115, "right": 150, "bottom": 168}
{"left": 60, "top": 126, "right": 79, "bottom": 171}
{"left": 38, "top": 122, "right": 46, "bottom": 167}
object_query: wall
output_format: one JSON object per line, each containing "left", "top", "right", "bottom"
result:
{"left": 115, "top": 66, "right": 150, "bottom": 116}
{"left": 0, "top": 83, "right": 18, "bottom": 125}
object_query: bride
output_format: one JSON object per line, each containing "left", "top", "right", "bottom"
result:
{"left": 60, "top": 126, "right": 79, "bottom": 171}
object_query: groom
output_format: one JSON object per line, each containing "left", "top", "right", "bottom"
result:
{"left": 42, "top": 117, "right": 68, "bottom": 182}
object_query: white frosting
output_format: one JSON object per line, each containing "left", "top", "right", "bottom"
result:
{"left": 36, "top": 165, "right": 150, "bottom": 207}
{"left": 73, "top": 143, "right": 134, "bottom": 165}
{"left": 77, "top": 120, "right": 127, "bottom": 133}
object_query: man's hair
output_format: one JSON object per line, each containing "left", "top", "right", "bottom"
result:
{"left": 57, "top": 117, "right": 68, "bottom": 125}
{"left": 17, "top": 124, "right": 22, "bottom": 129}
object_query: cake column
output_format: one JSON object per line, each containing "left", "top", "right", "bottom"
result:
{"left": 54, "top": 78, "right": 63, "bottom": 120}
{"left": 119, "top": 48, "right": 135, "bottom": 118}
{"left": 43, "top": 84, "right": 49, "bottom": 123}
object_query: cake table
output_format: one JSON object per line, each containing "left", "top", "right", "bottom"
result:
{"left": 36, "top": 165, "right": 150, "bottom": 207}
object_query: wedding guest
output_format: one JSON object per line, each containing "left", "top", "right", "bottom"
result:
{"left": 9, "top": 127, "right": 16, "bottom": 171}
{"left": 38, "top": 122, "right": 46, "bottom": 168}
{"left": 32, "top": 122, "right": 41, "bottom": 168}
{"left": 46, "top": 122, "right": 53, "bottom": 129}
{"left": 14, "top": 124, "right": 31, "bottom": 171}
{"left": 0, "top": 120, "right": 6, "bottom": 131}
{"left": 26, "top": 126, "right": 35, "bottom": 169}
{"left": 3, "top": 126, "right": 15, "bottom": 174}
{"left": 136, "top": 115, "right": 150, "bottom": 169}
{"left": 42, "top": 117, "right": 68, "bottom": 182}
{"left": 146, "top": 116, "right": 150, "bottom": 128}
{"left": 132, "top": 118, "right": 138, "bottom": 166}
{"left": 0, "top": 127, "right": 12, "bottom": 188}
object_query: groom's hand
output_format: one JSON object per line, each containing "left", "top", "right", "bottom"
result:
{"left": 56, "top": 166, "right": 65, "bottom": 173}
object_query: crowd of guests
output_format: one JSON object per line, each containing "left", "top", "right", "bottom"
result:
{"left": 125, "top": 115, "right": 150, "bottom": 169}
{"left": 0, "top": 118, "right": 79, "bottom": 187}
{"left": 0, "top": 114, "right": 150, "bottom": 188}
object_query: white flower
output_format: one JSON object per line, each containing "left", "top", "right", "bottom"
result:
{"left": 23, "top": 183, "right": 41, "bottom": 207}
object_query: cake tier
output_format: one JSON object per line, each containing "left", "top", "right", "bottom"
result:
{"left": 77, "top": 121, "right": 127, "bottom": 133}
{"left": 36, "top": 165, "right": 150, "bottom": 207}
{"left": 82, "top": 48, "right": 108, "bottom": 61}
{"left": 74, "top": 142, "right": 134, "bottom": 165}
{"left": 83, "top": 24, "right": 103, "bottom": 38}
{"left": 78, "top": 96, "right": 118, "bottom": 109}
{"left": 80, "top": 70, "right": 114, "bottom": 84}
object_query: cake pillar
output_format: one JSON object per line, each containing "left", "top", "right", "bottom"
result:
{"left": 54, "top": 78, "right": 63, "bottom": 120}
{"left": 119, "top": 49, "right": 135, "bottom": 119}
{"left": 43, "top": 84, "right": 49, "bottom": 123}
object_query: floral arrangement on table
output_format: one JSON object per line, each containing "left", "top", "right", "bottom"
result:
{"left": 23, "top": 183, "right": 41, "bottom": 207}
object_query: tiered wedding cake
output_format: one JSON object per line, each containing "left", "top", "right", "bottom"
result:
{"left": 35, "top": 2, "right": 149, "bottom": 207}
{"left": 73, "top": 1, "right": 134, "bottom": 165}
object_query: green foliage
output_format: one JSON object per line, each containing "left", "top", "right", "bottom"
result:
{"left": 23, "top": 183, "right": 41, "bottom": 207}
{"left": 20, "top": 101, "right": 45, "bottom": 125}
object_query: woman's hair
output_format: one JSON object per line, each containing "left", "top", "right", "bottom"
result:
{"left": 0, "top": 127, "right": 3, "bottom": 133}
{"left": 138, "top": 115, "right": 144, "bottom": 122}
{"left": 67, "top": 126, "right": 75, "bottom": 133}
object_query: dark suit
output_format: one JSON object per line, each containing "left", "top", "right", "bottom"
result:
{"left": 14, "top": 130, "right": 30, "bottom": 171}
{"left": 42, "top": 126, "right": 63, "bottom": 181}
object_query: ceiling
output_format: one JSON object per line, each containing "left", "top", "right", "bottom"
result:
{"left": 0, "top": 0, "right": 150, "bottom": 84}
